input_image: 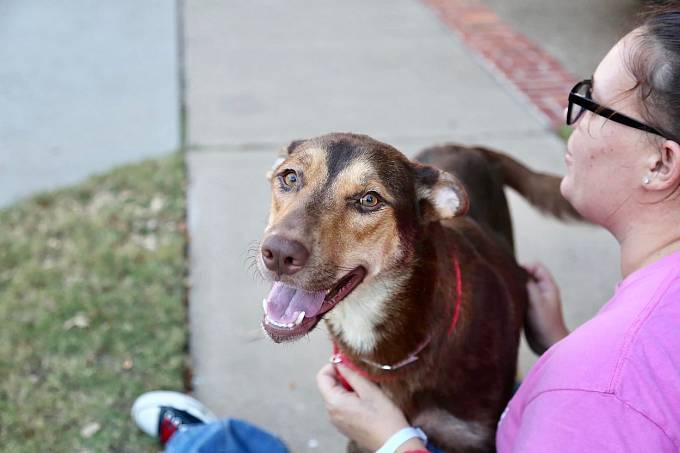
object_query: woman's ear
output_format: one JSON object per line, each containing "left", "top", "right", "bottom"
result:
{"left": 266, "top": 139, "right": 304, "bottom": 180}
{"left": 649, "top": 139, "right": 680, "bottom": 191}
{"left": 413, "top": 162, "right": 469, "bottom": 223}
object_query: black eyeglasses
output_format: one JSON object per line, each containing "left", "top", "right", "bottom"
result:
{"left": 567, "top": 79, "right": 665, "bottom": 138}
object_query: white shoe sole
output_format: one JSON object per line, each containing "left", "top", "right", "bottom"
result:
{"left": 131, "top": 390, "right": 218, "bottom": 437}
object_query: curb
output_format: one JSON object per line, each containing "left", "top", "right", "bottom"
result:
{"left": 423, "top": 0, "right": 578, "bottom": 129}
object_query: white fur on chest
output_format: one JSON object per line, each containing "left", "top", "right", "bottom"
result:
{"left": 325, "top": 274, "right": 406, "bottom": 354}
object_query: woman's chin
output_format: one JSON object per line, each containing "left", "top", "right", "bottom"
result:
{"left": 560, "top": 177, "right": 585, "bottom": 215}
{"left": 559, "top": 176, "right": 571, "bottom": 201}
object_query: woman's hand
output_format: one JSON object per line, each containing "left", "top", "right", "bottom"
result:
{"left": 524, "top": 262, "right": 570, "bottom": 355}
{"left": 316, "top": 363, "right": 426, "bottom": 452}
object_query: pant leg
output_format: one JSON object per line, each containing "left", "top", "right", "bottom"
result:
{"left": 426, "top": 442, "right": 446, "bottom": 453}
{"left": 165, "top": 418, "right": 289, "bottom": 453}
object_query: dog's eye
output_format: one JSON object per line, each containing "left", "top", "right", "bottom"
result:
{"left": 359, "top": 192, "right": 380, "bottom": 208}
{"left": 281, "top": 171, "right": 299, "bottom": 188}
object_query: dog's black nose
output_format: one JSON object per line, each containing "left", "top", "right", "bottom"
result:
{"left": 261, "top": 235, "right": 309, "bottom": 275}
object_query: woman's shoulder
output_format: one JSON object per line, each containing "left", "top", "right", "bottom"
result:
{"left": 617, "top": 270, "right": 680, "bottom": 379}
{"left": 603, "top": 258, "right": 680, "bottom": 380}
{"left": 604, "top": 276, "right": 680, "bottom": 443}
{"left": 524, "top": 310, "right": 629, "bottom": 394}
{"left": 501, "top": 275, "right": 680, "bottom": 449}
{"left": 522, "top": 275, "right": 680, "bottom": 397}
{"left": 515, "top": 268, "right": 680, "bottom": 413}
{"left": 616, "top": 272, "right": 680, "bottom": 377}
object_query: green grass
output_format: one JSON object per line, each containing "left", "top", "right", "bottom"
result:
{"left": 0, "top": 154, "right": 187, "bottom": 452}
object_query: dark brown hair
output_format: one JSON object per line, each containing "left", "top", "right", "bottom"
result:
{"left": 626, "top": 2, "right": 680, "bottom": 142}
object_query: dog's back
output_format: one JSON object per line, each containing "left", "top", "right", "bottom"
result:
{"left": 416, "top": 146, "right": 516, "bottom": 254}
{"left": 416, "top": 144, "right": 581, "bottom": 255}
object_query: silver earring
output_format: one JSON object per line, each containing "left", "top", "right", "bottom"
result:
{"left": 643, "top": 175, "right": 651, "bottom": 185}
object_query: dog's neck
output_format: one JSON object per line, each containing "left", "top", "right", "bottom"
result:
{"left": 324, "top": 268, "right": 414, "bottom": 356}
{"left": 325, "top": 223, "right": 453, "bottom": 368}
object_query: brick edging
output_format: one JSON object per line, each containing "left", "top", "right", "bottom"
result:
{"left": 422, "top": 0, "right": 578, "bottom": 128}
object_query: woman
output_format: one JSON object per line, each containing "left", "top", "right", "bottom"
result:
{"left": 316, "top": 5, "right": 680, "bottom": 452}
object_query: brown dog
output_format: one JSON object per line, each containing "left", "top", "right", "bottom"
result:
{"left": 257, "top": 133, "right": 578, "bottom": 452}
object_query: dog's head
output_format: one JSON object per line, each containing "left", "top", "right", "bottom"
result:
{"left": 258, "top": 133, "right": 469, "bottom": 343}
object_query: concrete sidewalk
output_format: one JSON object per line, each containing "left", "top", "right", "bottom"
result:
{"left": 184, "top": 1, "right": 620, "bottom": 451}
{"left": 0, "top": 0, "right": 180, "bottom": 207}
{"left": 484, "top": 0, "right": 638, "bottom": 77}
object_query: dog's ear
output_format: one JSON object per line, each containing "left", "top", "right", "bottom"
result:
{"left": 266, "top": 139, "right": 304, "bottom": 179}
{"left": 413, "top": 163, "right": 469, "bottom": 222}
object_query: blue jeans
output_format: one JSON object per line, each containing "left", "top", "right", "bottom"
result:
{"left": 165, "top": 418, "right": 445, "bottom": 453}
{"left": 165, "top": 419, "right": 288, "bottom": 453}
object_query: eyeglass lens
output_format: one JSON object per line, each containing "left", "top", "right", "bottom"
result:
{"left": 569, "top": 82, "right": 591, "bottom": 125}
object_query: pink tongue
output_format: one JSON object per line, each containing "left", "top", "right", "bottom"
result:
{"left": 265, "top": 282, "right": 326, "bottom": 324}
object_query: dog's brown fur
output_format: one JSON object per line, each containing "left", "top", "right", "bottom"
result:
{"left": 258, "top": 133, "right": 579, "bottom": 452}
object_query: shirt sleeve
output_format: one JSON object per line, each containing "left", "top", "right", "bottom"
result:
{"left": 510, "top": 390, "right": 675, "bottom": 453}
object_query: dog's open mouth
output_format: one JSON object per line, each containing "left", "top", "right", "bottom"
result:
{"left": 262, "top": 266, "right": 367, "bottom": 342}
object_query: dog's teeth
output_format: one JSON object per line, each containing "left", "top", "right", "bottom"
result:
{"left": 267, "top": 318, "right": 291, "bottom": 329}
{"left": 262, "top": 298, "right": 268, "bottom": 315}
{"left": 265, "top": 312, "right": 304, "bottom": 329}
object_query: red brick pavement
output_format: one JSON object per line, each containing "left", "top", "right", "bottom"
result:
{"left": 423, "top": 0, "right": 578, "bottom": 128}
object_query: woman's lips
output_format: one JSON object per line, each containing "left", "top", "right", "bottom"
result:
{"left": 565, "top": 152, "right": 573, "bottom": 166}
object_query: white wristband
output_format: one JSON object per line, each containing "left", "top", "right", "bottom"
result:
{"left": 375, "top": 426, "right": 428, "bottom": 453}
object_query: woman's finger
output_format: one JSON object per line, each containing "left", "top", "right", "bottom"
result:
{"left": 526, "top": 280, "right": 541, "bottom": 300}
{"left": 316, "top": 363, "right": 356, "bottom": 403}
{"left": 335, "top": 364, "right": 382, "bottom": 398}
{"left": 523, "top": 262, "right": 539, "bottom": 275}
{"left": 318, "top": 363, "right": 337, "bottom": 381}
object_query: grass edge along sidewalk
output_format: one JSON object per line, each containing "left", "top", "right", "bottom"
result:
{"left": 0, "top": 153, "right": 187, "bottom": 452}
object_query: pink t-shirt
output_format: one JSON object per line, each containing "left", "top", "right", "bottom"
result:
{"left": 497, "top": 250, "right": 680, "bottom": 452}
